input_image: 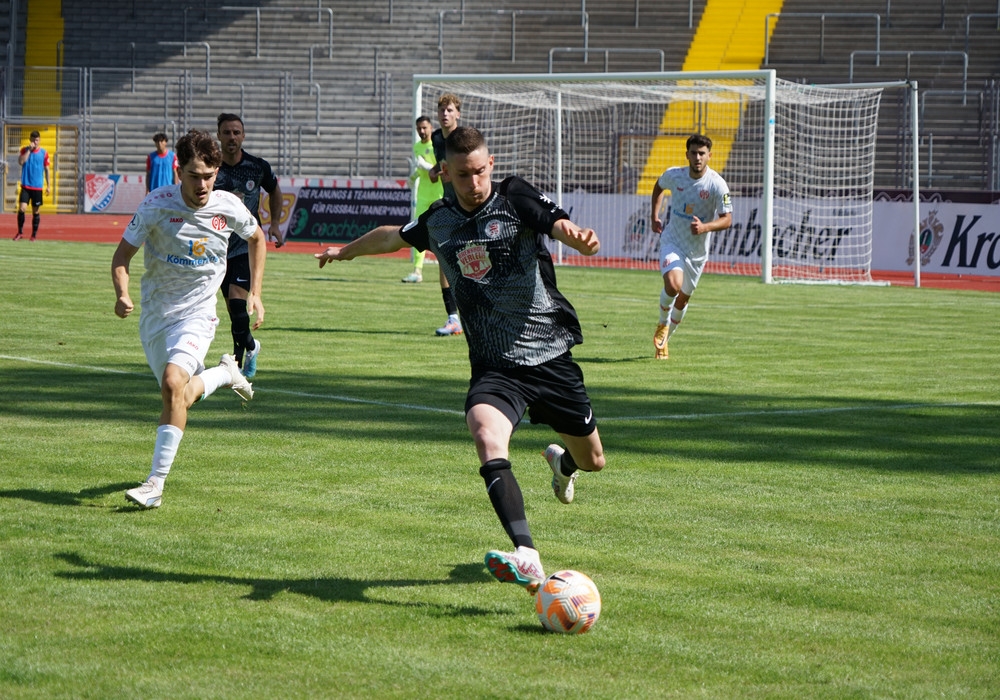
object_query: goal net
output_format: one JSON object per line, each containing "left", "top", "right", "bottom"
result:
{"left": 414, "top": 71, "right": 886, "bottom": 284}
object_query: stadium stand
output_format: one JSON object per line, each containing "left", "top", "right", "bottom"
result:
{"left": 765, "top": 0, "right": 1000, "bottom": 190}
{"left": 2, "top": 0, "right": 999, "bottom": 213}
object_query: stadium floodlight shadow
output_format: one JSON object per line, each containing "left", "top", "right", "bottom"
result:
{"left": 54, "top": 553, "right": 496, "bottom": 614}
{"left": 0, "top": 483, "right": 137, "bottom": 508}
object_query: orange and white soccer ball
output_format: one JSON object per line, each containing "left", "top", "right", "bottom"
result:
{"left": 534, "top": 570, "right": 601, "bottom": 634}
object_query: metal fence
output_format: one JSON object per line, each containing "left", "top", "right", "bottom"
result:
{"left": 1, "top": 64, "right": 409, "bottom": 212}
{"left": 3, "top": 62, "right": 999, "bottom": 213}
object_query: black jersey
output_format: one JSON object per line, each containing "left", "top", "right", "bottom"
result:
{"left": 430, "top": 128, "right": 454, "bottom": 199}
{"left": 215, "top": 150, "right": 278, "bottom": 259}
{"left": 400, "top": 176, "right": 583, "bottom": 368}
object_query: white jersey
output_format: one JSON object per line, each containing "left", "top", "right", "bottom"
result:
{"left": 657, "top": 166, "right": 732, "bottom": 262}
{"left": 123, "top": 185, "right": 258, "bottom": 328}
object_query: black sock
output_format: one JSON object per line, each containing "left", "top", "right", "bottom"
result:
{"left": 227, "top": 298, "right": 255, "bottom": 364}
{"left": 561, "top": 449, "right": 579, "bottom": 477}
{"left": 479, "top": 459, "right": 534, "bottom": 549}
{"left": 17, "top": 211, "right": 24, "bottom": 234}
{"left": 31, "top": 214, "right": 39, "bottom": 237}
{"left": 442, "top": 286, "right": 458, "bottom": 316}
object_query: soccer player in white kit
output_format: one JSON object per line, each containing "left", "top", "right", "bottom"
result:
{"left": 111, "top": 129, "right": 268, "bottom": 509}
{"left": 650, "top": 133, "right": 733, "bottom": 360}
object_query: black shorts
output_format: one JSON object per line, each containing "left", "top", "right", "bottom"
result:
{"left": 466, "top": 352, "right": 597, "bottom": 437}
{"left": 221, "top": 253, "right": 251, "bottom": 297}
{"left": 19, "top": 187, "right": 42, "bottom": 207}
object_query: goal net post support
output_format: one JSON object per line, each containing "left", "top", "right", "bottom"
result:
{"left": 414, "top": 71, "right": 917, "bottom": 285}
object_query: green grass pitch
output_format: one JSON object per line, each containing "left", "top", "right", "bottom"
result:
{"left": 1, "top": 240, "right": 998, "bottom": 698}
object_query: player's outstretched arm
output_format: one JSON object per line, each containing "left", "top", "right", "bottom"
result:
{"left": 315, "top": 225, "right": 408, "bottom": 267}
{"left": 550, "top": 218, "right": 600, "bottom": 256}
{"left": 267, "top": 183, "right": 285, "bottom": 247}
{"left": 689, "top": 211, "right": 733, "bottom": 236}
{"left": 111, "top": 239, "right": 139, "bottom": 319}
{"left": 650, "top": 181, "right": 666, "bottom": 234}
{"left": 247, "top": 227, "right": 267, "bottom": 330}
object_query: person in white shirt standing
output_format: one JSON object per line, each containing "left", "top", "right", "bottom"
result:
{"left": 111, "top": 129, "right": 268, "bottom": 509}
{"left": 650, "top": 133, "right": 733, "bottom": 360}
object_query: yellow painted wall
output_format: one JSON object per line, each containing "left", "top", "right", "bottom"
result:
{"left": 637, "top": 0, "right": 784, "bottom": 194}
{"left": 18, "top": 0, "right": 64, "bottom": 209}
{"left": 24, "top": 0, "right": 64, "bottom": 117}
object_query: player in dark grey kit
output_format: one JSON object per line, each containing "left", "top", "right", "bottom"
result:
{"left": 315, "top": 126, "right": 606, "bottom": 594}
{"left": 215, "top": 113, "right": 284, "bottom": 379}
{"left": 427, "top": 92, "right": 463, "bottom": 336}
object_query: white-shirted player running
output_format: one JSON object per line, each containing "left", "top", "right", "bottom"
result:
{"left": 112, "top": 129, "right": 267, "bottom": 509}
{"left": 650, "top": 133, "right": 733, "bottom": 360}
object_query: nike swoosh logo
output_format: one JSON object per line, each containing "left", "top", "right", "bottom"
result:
{"left": 585, "top": 409, "right": 593, "bottom": 423}
{"left": 235, "top": 277, "right": 249, "bottom": 283}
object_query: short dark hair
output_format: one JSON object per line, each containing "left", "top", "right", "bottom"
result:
{"left": 445, "top": 126, "right": 486, "bottom": 158}
{"left": 175, "top": 129, "right": 222, "bottom": 169}
{"left": 415, "top": 115, "right": 433, "bottom": 127}
{"left": 216, "top": 112, "right": 244, "bottom": 130}
{"left": 152, "top": 132, "right": 168, "bottom": 143}
{"left": 29, "top": 130, "right": 40, "bottom": 139}
{"left": 687, "top": 133, "right": 713, "bottom": 151}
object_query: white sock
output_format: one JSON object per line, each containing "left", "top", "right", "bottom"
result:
{"left": 198, "top": 364, "right": 232, "bottom": 398}
{"left": 668, "top": 305, "right": 687, "bottom": 338}
{"left": 149, "top": 424, "right": 183, "bottom": 485}
{"left": 659, "top": 289, "right": 675, "bottom": 325}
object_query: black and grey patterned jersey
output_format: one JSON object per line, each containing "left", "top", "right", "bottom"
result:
{"left": 400, "top": 176, "right": 583, "bottom": 369}
{"left": 214, "top": 150, "right": 277, "bottom": 259}
{"left": 430, "top": 129, "right": 454, "bottom": 199}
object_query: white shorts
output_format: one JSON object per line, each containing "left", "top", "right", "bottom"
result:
{"left": 659, "top": 243, "right": 705, "bottom": 296}
{"left": 140, "top": 314, "right": 219, "bottom": 386}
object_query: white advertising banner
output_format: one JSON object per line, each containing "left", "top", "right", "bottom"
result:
{"left": 555, "top": 192, "right": 872, "bottom": 271}
{"left": 558, "top": 192, "right": 1000, "bottom": 278}
{"left": 82, "top": 174, "right": 1000, "bottom": 278}
{"left": 84, "top": 174, "right": 147, "bottom": 214}
{"left": 872, "top": 200, "right": 1000, "bottom": 277}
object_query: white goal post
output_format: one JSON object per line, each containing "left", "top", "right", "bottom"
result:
{"left": 414, "top": 71, "right": 919, "bottom": 285}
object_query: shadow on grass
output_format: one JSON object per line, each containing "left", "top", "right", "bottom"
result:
{"left": 54, "top": 553, "right": 497, "bottom": 615}
{"left": 265, "top": 325, "right": 399, "bottom": 336}
{"left": 0, "top": 482, "right": 136, "bottom": 507}
{"left": 0, "top": 365, "right": 469, "bottom": 436}
{"left": 575, "top": 355, "right": 650, "bottom": 364}
{"left": 595, "top": 388, "right": 1000, "bottom": 473}
{"left": 3, "top": 365, "right": 998, "bottom": 474}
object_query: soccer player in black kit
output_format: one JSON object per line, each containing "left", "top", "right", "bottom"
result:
{"left": 315, "top": 126, "right": 606, "bottom": 594}
{"left": 215, "top": 113, "right": 285, "bottom": 379}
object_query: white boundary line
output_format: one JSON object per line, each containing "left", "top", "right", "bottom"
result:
{"left": 596, "top": 402, "right": 998, "bottom": 423}
{"left": 2, "top": 354, "right": 995, "bottom": 422}
{"left": 263, "top": 386, "right": 464, "bottom": 416}
{"left": 0, "top": 355, "right": 140, "bottom": 375}
{"left": 0, "top": 354, "right": 464, "bottom": 416}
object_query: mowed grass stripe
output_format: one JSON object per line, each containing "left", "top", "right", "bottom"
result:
{"left": 1, "top": 240, "right": 997, "bottom": 699}
{"left": 4, "top": 354, "right": 992, "bottom": 423}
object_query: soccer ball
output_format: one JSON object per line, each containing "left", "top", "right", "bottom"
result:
{"left": 534, "top": 570, "right": 601, "bottom": 634}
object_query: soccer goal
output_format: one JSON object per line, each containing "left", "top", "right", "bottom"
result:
{"left": 414, "top": 71, "right": 917, "bottom": 284}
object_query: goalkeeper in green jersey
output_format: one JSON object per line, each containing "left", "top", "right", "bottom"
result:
{"left": 402, "top": 115, "right": 443, "bottom": 283}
